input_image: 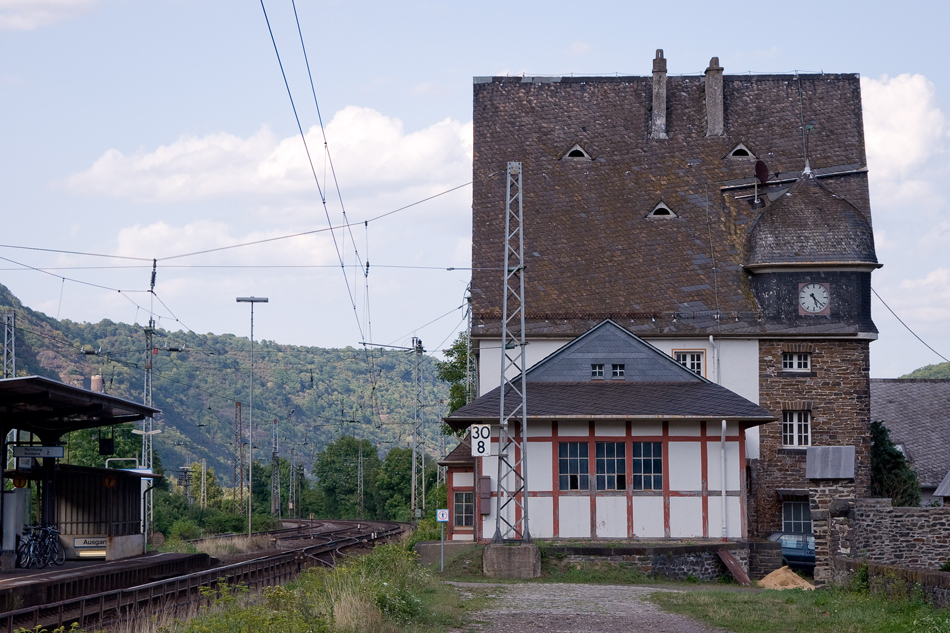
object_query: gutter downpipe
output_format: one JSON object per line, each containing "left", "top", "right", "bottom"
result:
{"left": 709, "top": 334, "right": 727, "bottom": 541}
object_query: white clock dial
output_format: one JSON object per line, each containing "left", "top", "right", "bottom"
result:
{"left": 799, "top": 283, "right": 830, "bottom": 313}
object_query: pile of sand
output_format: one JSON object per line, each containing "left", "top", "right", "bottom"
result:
{"left": 758, "top": 565, "right": 815, "bottom": 590}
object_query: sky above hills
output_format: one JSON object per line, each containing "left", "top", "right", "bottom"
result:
{"left": 1, "top": 0, "right": 949, "bottom": 377}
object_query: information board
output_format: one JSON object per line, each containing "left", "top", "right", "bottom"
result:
{"left": 470, "top": 424, "right": 493, "bottom": 456}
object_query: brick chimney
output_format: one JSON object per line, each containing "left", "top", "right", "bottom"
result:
{"left": 705, "top": 56, "right": 724, "bottom": 137}
{"left": 651, "top": 49, "right": 668, "bottom": 139}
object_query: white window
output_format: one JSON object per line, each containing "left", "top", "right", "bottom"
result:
{"left": 783, "top": 501, "right": 812, "bottom": 533}
{"left": 611, "top": 364, "right": 625, "bottom": 379}
{"left": 674, "top": 351, "right": 704, "bottom": 376}
{"left": 591, "top": 364, "right": 604, "bottom": 379}
{"left": 782, "top": 411, "right": 811, "bottom": 447}
{"left": 782, "top": 352, "right": 811, "bottom": 371}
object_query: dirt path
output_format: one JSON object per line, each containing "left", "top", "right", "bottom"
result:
{"left": 447, "top": 582, "right": 732, "bottom": 633}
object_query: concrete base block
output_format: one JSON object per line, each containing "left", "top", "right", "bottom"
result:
{"left": 483, "top": 543, "right": 541, "bottom": 578}
{"left": 0, "top": 550, "right": 15, "bottom": 572}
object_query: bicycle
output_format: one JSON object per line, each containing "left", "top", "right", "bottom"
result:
{"left": 17, "top": 524, "right": 66, "bottom": 568}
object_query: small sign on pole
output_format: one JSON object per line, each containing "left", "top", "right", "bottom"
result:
{"left": 13, "top": 445, "right": 64, "bottom": 459}
{"left": 470, "top": 424, "right": 493, "bottom": 456}
{"left": 436, "top": 508, "right": 449, "bottom": 571}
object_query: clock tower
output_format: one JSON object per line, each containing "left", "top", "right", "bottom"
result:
{"left": 744, "top": 171, "right": 881, "bottom": 537}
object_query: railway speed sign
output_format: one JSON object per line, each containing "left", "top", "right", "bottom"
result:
{"left": 470, "top": 424, "right": 493, "bottom": 456}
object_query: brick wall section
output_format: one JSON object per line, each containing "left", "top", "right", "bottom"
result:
{"left": 752, "top": 340, "right": 871, "bottom": 537}
{"left": 851, "top": 500, "right": 950, "bottom": 568}
{"left": 809, "top": 480, "right": 857, "bottom": 586}
{"left": 748, "top": 540, "right": 783, "bottom": 579}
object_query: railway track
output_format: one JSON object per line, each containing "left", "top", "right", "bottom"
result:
{"left": 0, "top": 520, "right": 405, "bottom": 632}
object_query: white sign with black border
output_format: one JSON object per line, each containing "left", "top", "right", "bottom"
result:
{"left": 470, "top": 424, "right": 494, "bottom": 456}
{"left": 13, "top": 446, "right": 64, "bottom": 459}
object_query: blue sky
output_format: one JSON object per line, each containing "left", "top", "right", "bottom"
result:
{"left": 2, "top": 0, "right": 949, "bottom": 378}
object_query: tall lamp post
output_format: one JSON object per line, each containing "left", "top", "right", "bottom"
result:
{"left": 236, "top": 296, "right": 268, "bottom": 537}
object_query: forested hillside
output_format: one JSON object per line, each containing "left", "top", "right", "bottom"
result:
{"left": 0, "top": 283, "right": 450, "bottom": 483}
{"left": 901, "top": 362, "right": 950, "bottom": 379}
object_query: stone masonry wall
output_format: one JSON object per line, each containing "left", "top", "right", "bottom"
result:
{"left": 752, "top": 340, "right": 871, "bottom": 538}
{"left": 550, "top": 543, "right": 749, "bottom": 582}
{"left": 851, "top": 499, "right": 950, "bottom": 568}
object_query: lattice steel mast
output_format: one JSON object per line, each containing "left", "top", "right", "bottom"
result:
{"left": 4, "top": 312, "right": 16, "bottom": 473}
{"left": 492, "top": 161, "right": 531, "bottom": 543}
{"left": 233, "top": 402, "right": 245, "bottom": 515}
{"left": 271, "top": 418, "right": 281, "bottom": 518}
{"left": 288, "top": 447, "right": 297, "bottom": 519}
{"left": 409, "top": 337, "right": 424, "bottom": 519}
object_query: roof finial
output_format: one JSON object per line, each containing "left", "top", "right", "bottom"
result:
{"left": 803, "top": 159, "right": 812, "bottom": 177}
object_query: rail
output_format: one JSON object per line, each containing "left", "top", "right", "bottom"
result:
{"left": 0, "top": 521, "right": 404, "bottom": 632}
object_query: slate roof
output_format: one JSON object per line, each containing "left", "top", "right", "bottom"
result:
{"left": 870, "top": 379, "right": 950, "bottom": 488}
{"left": 438, "top": 439, "right": 474, "bottom": 467}
{"left": 746, "top": 174, "right": 879, "bottom": 269}
{"left": 446, "top": 320, "right": 774, "bottom": 428}
{"left": 446, "top": 381, "right": 775, "bottom": 428}
{"left": 471, "top": 61, "right": 875, "bottom": 338}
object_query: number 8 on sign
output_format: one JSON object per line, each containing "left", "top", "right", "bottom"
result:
{"left": 470, "top": 424, "right": 492, "bottom": 456}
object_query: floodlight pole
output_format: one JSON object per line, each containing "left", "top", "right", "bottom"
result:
{"left": 237, "top": 296, "right": 268, "bottom": 537}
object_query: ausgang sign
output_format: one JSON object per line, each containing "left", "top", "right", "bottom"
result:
{"left": 12, "top": 446, "right": 64, "bottom": 459}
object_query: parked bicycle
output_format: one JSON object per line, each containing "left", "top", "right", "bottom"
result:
{"left": 16, "top": 524, "right": 66, "bottom": 568}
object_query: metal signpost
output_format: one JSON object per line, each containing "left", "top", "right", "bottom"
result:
{"left": 436, "top": 508, "right": 449, "bottom": 571}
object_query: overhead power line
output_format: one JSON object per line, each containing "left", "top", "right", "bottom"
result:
{"left": 871, "top": 287, "right": 949, "bottom": 364}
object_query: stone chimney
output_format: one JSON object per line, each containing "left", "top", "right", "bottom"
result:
{"left": 651, "top": 49, "right": 668, "bottom": 139}
{"left": 705, "top": 56, "right": 724, "bottom": 137}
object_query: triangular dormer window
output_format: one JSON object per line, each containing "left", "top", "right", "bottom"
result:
{"left": 725, "top": 143, "right": 755, "bottom": 159}
{"left": 562, "top": 144, "right": 592, "bottom": 160}
{"left": 647, "top": 202, "right": 676, "bottom": 218}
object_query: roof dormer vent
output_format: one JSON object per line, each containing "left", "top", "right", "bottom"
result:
{"left": 647, "top": 202, "right": 676, "bottom": 218}
{"left": 726, "top": 143, "right": 755, "bottom": 159}
{"left": 562, "top": 144, "right": 592, "bottom": 160}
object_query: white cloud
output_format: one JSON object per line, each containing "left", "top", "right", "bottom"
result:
{"left": 67, "top": 107, "right": 474, "bottom": 206}
{"left": 897, "top": 268, "right": 950, "bottom": 322}
{"left": 862, "top": 74, "right": 946, "bottom": 181}
{"left": 0, "top": 0, "right": 97, "bottom": 30}
{"left": 567, "top": 41, "right": 591, "bottom": 57}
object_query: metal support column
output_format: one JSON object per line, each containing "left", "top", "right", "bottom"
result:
{"left": 492, "top": 160, "right": 530, "bottom": 543}
{"left": 142, "top": 317, "right": 155, "bottom": 543}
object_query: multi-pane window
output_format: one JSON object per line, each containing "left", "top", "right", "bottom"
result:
{"left": 558, "top": 442, "right": 589, "bottom": 490}
{"left": 591, "top": 364, "right": 604, "bottom": 379}
{"left": 632, "top": 442, "right": 663, "bottom": 490}
{"left": 783, "top": 501, "right": 812, "bottom": 533}
{"left": 453, "top": 492, "right": 474, "bottom": 527}
{"left": 674, "top": 351, "right": 704, "bottom": 375}
{"left": 782, "top": 352, "right": 811, "bottom": 371}
{"left": 782, "top": 411, "right": 811, "bottom": 447}
{"left": 611, "top": 364, "right": 625, "bottom": 379}
{"left": 596, "top": 442, "right": 626, "bottom": 490}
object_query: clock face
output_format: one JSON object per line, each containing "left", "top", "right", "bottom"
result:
{"left": 799, "top": 283, "right": 830, "bottom": 315}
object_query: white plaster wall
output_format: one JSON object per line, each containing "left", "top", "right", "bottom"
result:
{"left": 595, "top": 421, "right": 626, "bottom": 437}
{"left": 557, "top": 421, "right": 589, "bottom": 436}
{"left": 595, "top": 496, "right": 628, "bottom": 538}
{"left": 669, "top": 497, "right": 704, "bottom": 537}
{"left": 705, "top": 442, "right": 741, "bottom": 491}
{"left": 481, "top": 456, "right": 497, "bottom": 478}
{"left": 529, "top": 420, "right": 552, "bottom": 437}
{"left": 558, "top": 497, "right": 591, "bottom": 537}
{"left": 668, "top": 421, "right": 700, "bottom": 436}
{"left": 528, "top": 497, "right": 554, "bottom": 538}
{"left": 453, "top": 472, "right": 474, "bottom": 488}
{"left": 476, "top": 338, "right": 572, "bottom": 394}
{"left": 451, "top": 533, "right": 475, "bottom": 541}
{"left": 707, "top": 496, "right": 743, "bottom": 538}
{"left": 668, "top": 443, "right": 703, "bottom": 491}
{"left": 631, "top": 421, "right": 663, "bottom": 436}
{"left": 633, "top": 496, "right": 665, "bottom": 537}
{"left": 528, "top": 441, "right": 553, "bottom": 491}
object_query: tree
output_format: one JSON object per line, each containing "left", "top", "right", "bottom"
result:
{"left": 435, "top": 331, "right": 475, "bottom": 416}
{"left": 901, "top": 362, "right": 950, "bottom": 379}
{"left": 871, "top": 420, "right": 921, "bottom": 507}
{"left": 314, "top": 436, "right": 381, "bottom": 519}
{"left": 374, "top": 447, "right": 439, "bottom": 522}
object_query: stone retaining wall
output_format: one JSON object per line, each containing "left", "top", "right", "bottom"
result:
{"left": 836, "top": 558, "right": 950, "bottom": 608}
{"left": 547, "top": 542, "right": 750, "bottom": 582}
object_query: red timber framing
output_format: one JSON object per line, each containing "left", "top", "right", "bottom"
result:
{"left": 456, "top": 419, "right": 749, "bottom": 541}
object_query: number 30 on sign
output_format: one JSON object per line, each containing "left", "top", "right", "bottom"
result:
{"left": 470, "top": 424, "right": 493, "bottom": 456}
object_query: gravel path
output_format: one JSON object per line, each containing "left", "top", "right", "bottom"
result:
{"left": 447, "top": 582, "right": 732, "bottom": 633}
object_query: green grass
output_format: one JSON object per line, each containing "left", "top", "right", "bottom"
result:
{"left": 650, "top": 586, "right": 950, "bottom": 633}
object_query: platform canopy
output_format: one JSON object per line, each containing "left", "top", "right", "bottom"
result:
{"left": 0, "top": 376, "right": 159, "bottom": 439}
